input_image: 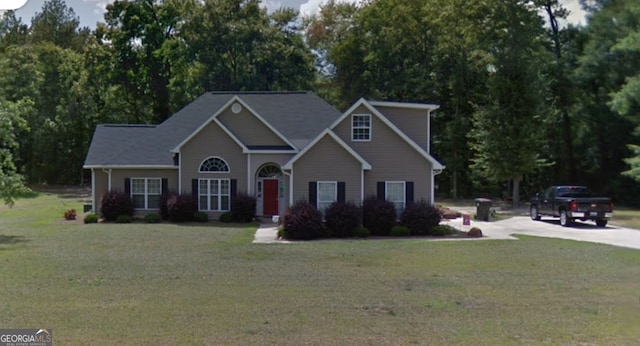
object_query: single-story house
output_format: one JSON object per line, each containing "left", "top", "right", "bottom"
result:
{"left": 83, "top": 91, "right": 445, "bottom": 219}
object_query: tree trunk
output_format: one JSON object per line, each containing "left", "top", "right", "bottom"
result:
{"left": 512, "top": 177, "right": 521, "bottom": 209}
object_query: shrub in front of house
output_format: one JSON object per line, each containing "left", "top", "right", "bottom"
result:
{"left": 231, "top": 192, "right": 256, "bottom": 222}
{"left": 116, "top": 214, "right": 132, "bottom": 223}
{"left": 354, "top": 226, "right": 370, "bottom": 238}
{"left": 401, "top": 199, "right": 442, "bottom": 236}
{"left": 84, "top": 213, "right": 99, "bottom": 224}
{"left": 324, "top": 201, "right": 361, "bottom": 238}
{"left": 101, "top": 191, "right": 134, "bottom": 222}
{"left": 144, "top": 213, "right": 162, "bottom": 223}
{"left": 390, "top": 225, "right": 410, "bottom": 237}
{"left": 219, "top": 211, "right": 234, "bottom": 223}
{"left": 431, "top": 224, "right": 458, "bottom": 236}
{"left": 281, "top": 200, "right": 323, "bottom": 240}
{"left": 362, "top": 196, "right": 396, "bottom": 236}
{"left": 193, "top": 211, "right": 209, "bottom": 223}
{"left": 166, "top": 194, "right": 195, "bottom": 222}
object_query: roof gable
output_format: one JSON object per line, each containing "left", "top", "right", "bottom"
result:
{"left": 330, "top": 98, "right": 445, "bottom": 170}
{"left": 283, "top": 129, "right": 371, "bottom": 170}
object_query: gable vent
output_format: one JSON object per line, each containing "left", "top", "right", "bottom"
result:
{"left": 231, "top": 103, "right": 242, "bottom": 114}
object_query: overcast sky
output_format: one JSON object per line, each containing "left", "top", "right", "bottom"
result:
{"left": 13, "top": 0, "right": 587, "bottom": 29}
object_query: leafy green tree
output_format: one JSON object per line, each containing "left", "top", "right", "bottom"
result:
{"left": 0, "top": 11, "right": 28, "bottom": 49}
{"left": 572, "top": 0, "right": 640, "bottom": 197}
{"left": 468, "top": 0, "right": 551, "bottom": 206}
{"left": 182, "top": 0, "right": 315, "bottom": 93}
{"left": 0, "top": 98, "right": 32, "bottom": 205}
{"left": 104, "top": 0, "right": 188, "bottom": 123}
{"left": 304, "top": 0, "right": 359, "bottom": 106}
{"left": 29, "top": 0, "right": 90, "bottom": 51}
{"left": 427, "top": 0, "right": 490, "bottom": 199}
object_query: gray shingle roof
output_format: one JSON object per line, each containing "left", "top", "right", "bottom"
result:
{"left": 84, "top": 92, "right": 341, "bottom": 167}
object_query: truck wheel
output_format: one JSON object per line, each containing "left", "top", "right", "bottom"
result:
{"left": 530, "top": 205, "right": 541, "bottom": 221}
{"left": 559, "top": 210, "right": 572, "bottom": 227}
{"left": 595, "top": 219, "right": 608, "bottom": 227}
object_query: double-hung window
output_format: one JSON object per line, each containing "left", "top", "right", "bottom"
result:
{"left": 352, "top": 114, "right": 371, "bottom": 141}
{"left": 199, "top": 179, "right": 231, "bottom": 212}
{"left": 386, "top": 181, "right": 406, "bottom": 217}
{"left": 317, "top": 181, "right": 337, "bottom": 214}
{"left": 131, "top": 178, "right": 162, "bottom": 209}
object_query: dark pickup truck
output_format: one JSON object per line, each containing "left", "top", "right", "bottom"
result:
{"left": 530, "top": 186, "right": 613, "bottom": 227}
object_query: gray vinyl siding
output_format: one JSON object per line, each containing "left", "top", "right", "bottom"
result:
{"left": 373, "top": 106, "right": 429, "bottom": 151}
{"left": 180, "top": 120, "right": 248, "bottom": 198}
{"left": 333, "top": 107, "right": 433, "bottom": 202}
{"left": 217, "top": 107, "right": 288, "bottom": 147}
{"left": 292, "top": 135, "right": 362, "bottom": 204}
{"left": 94, "top": 168, "right": 178, "bottom": 214}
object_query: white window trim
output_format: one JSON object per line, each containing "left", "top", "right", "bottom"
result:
{"left": 198, "top": 178, "right": 231, "bottom": 212}
{"left": 198, "top": 156, "right": 231, "bottom": 173}
{"left": 351, "top": 114, "right": 372, "bottom": 142}
{"left": 317, "top": 181, "right": 338, "bottom": 212}
{"left": 131, "top": 178, "right": 162, "bottom": 210}
{"left": 385, "top": 181, "right": 406, "bottom": 214}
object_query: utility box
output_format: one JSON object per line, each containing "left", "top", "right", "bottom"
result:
{"left": 475, "top": 198, "right": 492, "bottom": 221}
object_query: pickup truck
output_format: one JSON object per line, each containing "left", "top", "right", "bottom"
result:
{"left": 530, "top": 186, "right": 613, "bottom": 227}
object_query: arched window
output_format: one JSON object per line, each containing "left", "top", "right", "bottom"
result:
{"left": 258, "top": 164, "right": 282, "bottom": 178}
{"left": 199, "top": 157, "right": 229, "bottom": 173}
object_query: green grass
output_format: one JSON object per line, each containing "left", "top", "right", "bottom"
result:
{"left": 611, "top": 208, "right": 640, "bottom": 230}
{"left": 2, "top": 190, "right": 640, "bottom": 345}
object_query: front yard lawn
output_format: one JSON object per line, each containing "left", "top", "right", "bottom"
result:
{"left": 1, "top": 190, "right": 640, "bottom": 345}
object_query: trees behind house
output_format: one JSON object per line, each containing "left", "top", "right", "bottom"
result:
{"left": 1, "top": 0, "right": 640, "bottom": 205}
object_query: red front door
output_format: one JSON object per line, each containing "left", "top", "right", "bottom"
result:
{"left": 263, "top": 179, "right": 279, "bottom": 216}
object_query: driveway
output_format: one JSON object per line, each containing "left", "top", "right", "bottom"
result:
{"left": 447, "top": 216, "right": 640, "bottom": 250}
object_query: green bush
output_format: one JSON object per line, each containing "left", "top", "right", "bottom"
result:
{"left": 390, "top": 225, "right": 410, "bottom": 237}
{"left": 354, "top": 226, "right": 370, "bottom": 238}
{"left": 430, "top": 224, "right": 458, "bottom": 236}
{"left": 362, "top": 196, "right": 396, "bottom": 236}
{"left": 194, "top": 211, "right": 209, "bottom": 223}
{"left": 401, "top": 199, "right": 442, "bottom": 235}
{"left": 116, "top": 214, "right": 132, "bottom": 223}
{"left": 281, "top": 200, "right": 323, "bottom": 240}
{"left": 83, "top": 213, "right": 99, "bottom": 224}
{"left": 144, "top": 213, "right": 162, "bottom": 223}
{"left": 325, "top": 201, "right": 361, "bottom": 238}
{"left": 219, "top": 211, "right": 234, "bottom": 223}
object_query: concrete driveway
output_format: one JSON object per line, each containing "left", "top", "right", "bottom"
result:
{"left": 447, "top": 215, "right": 640, "bottom": 250}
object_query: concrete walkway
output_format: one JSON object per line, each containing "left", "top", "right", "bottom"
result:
{"left": 254, "top": 216, "right": 640, "bottom": 250}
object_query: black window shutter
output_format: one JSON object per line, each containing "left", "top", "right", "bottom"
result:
{"left": 230, "top": 179, "right": 237, "bottom": 209}
{"left": 337, "top": 182, "right": 346, "bottom": 203}
{"left": 377, "top": 182, "right": 385, "bottom": 200}
{"left": 161, "top": 178, "right": 168, "bottom": 194}
{"left": 124, "top": 178, "right": 131, "bottom": 193}
{"left": 230, "top": 179, "right": 237, "bottom": 196}
{"left": 192, "top": 179, "right": 198, "bottom": 196}
{"left": 309, "top": 182, "right": 317, "bottom": 207}
{"left": 405, "top": 181, "right": 414, "bottom": 206}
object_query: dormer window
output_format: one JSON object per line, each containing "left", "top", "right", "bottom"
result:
{"left": 352, "top": 114, "right": 371, "bottom": 141}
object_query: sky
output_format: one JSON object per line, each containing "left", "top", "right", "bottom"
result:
{"left": 11, "top": 0, "right": 587, "bottom": 28}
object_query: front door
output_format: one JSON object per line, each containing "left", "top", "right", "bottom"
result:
{"left": 263, "top": 179, "right": 279, "bottom": 216}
